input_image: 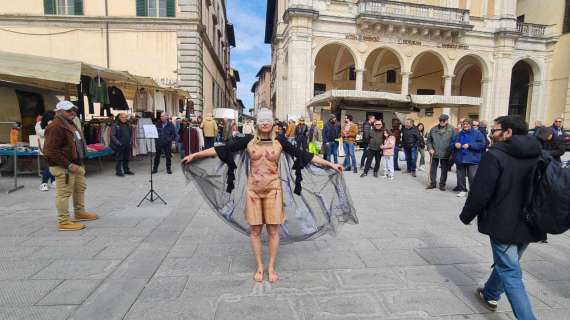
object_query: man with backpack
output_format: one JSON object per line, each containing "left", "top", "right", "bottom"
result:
{"left": 459, "top": 116, "right": 546, "bottom": 320}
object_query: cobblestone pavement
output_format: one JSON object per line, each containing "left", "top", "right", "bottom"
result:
{"left": 0, "top": 153, "right": 569, "bottom": 320}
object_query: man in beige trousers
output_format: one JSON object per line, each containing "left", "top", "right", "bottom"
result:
{"left": 44, "top": 101, "right": 98, "bottom": 231}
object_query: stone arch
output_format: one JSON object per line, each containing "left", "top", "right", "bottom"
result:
{"left": 312, "top": 39, "right": 362, "bottom": 70}
{"left": 313, "top": 41, "right": 359, "bottom": 93}
{"left": 363, "top": 46, "right": 404, "bottom": 92}
{"left": 363, "top": 45, "right": 406, "bottom": 73}
{"left": 409, "top": 50, "right": 449, "bottom": 96}
{"left": 451, "top": 53, "right": 490, "bottom": 79}
{"left": 410, "top": 49, "right": 450, "bottom": 76}
{"left": 508, "top": 58, "right": 543, "bottom": 121}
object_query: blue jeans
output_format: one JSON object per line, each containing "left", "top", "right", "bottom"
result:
{"left": 41, "top": 167, "right": 54, "bottom": 184}
{"left": 404, "top": 146, "right": 418, "bottom": 172}
{"left": 324, "top": 141, "right": 338, "bottom": 164}
{"left": 343, "top": 142, "right": 356, "bottom": 170}
{"left": 482, "top": 238, "right": 536, "bottom": 320}
{"left": 394, "top": 146, "right": 400, "bottom": 170}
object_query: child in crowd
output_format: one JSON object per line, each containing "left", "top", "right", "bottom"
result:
{"left": 382, "top": 129, "right": 396, "bottom": 180}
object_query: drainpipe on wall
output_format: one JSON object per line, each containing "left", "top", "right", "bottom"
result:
{"left": 105, "top": 0, "right": 110, "bottom": 68}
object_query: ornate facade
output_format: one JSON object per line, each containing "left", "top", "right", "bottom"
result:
{"left": 265, "top": 0, "right": 561, "bottom": 126}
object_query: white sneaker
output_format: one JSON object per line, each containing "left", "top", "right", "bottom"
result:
{"left": 457, "top": 191, "right": 467, "bottom": 198}
{"left": 40, "top": 183, "right": 49, "bottom": 192}
{"left": 52, "top": 181, "right": 56, "bottom": 188}
{"left": 388, "top": 175, "right": 394, "bottom": 181}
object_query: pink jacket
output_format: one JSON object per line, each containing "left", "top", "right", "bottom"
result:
{"left": 382, "top": 136, "right": 396, "bottom": 156}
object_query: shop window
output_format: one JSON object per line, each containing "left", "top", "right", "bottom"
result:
{"left": 137, "top": 0, "right": 175, "bottom": 17}
{"left": 314, "top": 83, "right": 326, "bottom": 96}
{"left": 416, "top": 89, "right": 436, "bottom": 95}
{"left": 44, "top": 0, "right": 83, "bottom": 15}
{"left": 348, "top": 65, "right": 356, "bottom": 81}
{"left": 562, "top": 0, "right": 570, "bottom": 33}
{"left": 386, "top": 70, "right": 397, "bottom": 83}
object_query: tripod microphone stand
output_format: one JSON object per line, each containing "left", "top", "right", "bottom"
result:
{"left": 138, "top": 138, "right": 167, "bottom": 207}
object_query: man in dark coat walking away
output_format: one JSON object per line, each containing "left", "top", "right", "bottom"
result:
{"left": 460, "top": 116, "right": 545, "bottom": 320}
{"left": 110, "top": 113, "right": 134, "bottom": 177}
{"left": 153, "top": 112, "right": 177, "bottom": 174}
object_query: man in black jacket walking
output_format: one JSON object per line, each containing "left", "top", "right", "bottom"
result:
{"left": 459, "top": 116, "right": 545, "bottom": 319}
{"left": 110, "top": 113, "right": 134, "bottom": 177}
{"left": 153, "top": 112, "right": 177, "bottom": 174}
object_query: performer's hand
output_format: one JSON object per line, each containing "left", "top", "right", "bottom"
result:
{"left": 182, "top": 154, "right": 194, "bottom": 164}
{"left": 330, "top": 163, "right": 343, "bottom": 173}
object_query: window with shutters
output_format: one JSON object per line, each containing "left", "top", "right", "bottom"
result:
{"left": 137, "top": 0, "right": 175, "bottom": 17}
{"left": 44, "top": 0, "right": 83, "bottom": 15}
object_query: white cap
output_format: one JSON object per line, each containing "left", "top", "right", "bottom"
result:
{"left": 55, "top": 100, "right": 77, "bottom": 111}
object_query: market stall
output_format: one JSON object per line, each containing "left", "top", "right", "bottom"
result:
{"left": 0, "top": 51, "right": 190, "bottom": 189}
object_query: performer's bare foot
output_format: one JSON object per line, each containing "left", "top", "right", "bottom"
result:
{"left": 254, "top": 269, "right": 264, "bottom": 282}
{"left": 268, "top": 269, "right": 279, "bottom": 283}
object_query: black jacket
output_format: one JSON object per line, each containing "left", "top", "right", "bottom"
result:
{"left": 156, "top": 121, "right": 177, "bottom": 146}
{"left": 401, "top": 126, "right": 421, "bottom": 148}
{"left": 539, "top": 136, "right": 565, "bottom": 163}
{"left": 110, "top": 122, "right": 132, "bottom": 150}
{"left": 362, "top": 122, "right": 373, "bottom": 145}
{"left": 460, "top": 135, "right": 547, "bottom": 244}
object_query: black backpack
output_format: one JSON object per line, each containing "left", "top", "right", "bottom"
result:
{"left": 523, "top": 151, "right": 570, "bottom": 235}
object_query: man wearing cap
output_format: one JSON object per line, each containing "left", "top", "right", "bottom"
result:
{"left": 426, "top": 114, "right": 454, "bottom": 191}
{"left": 44, "top": 101, "right": 98, "bottom": 231}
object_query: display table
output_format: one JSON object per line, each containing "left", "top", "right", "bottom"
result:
{"left": 0, "top": 148, "right": 39, "bottom": 193}
{"left": 86, "top": 147, "right": 114, "bottom": 171}
{"left": 0, "top": 147, "right": 113, "bottom": 193}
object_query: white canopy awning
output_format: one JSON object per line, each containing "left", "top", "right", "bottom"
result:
{"left": 0, "top": 51, "right": 190, "bottom": 99}
{"left": 308, "top": 89, "right": 482, "bottom": 110}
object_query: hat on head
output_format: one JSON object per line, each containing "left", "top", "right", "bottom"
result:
{"left": 439, "top": 114, "right": 449, "bottom": 121}
{"left": 55, "top": 100, "right": 77, "bottom": 111}
{"left": 256, "top": 108, "right": 273, "bottom": 123}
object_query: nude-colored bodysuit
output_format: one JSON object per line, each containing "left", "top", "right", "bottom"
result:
{"left": 245, "top": 140, "right": 284, "bottom": 225}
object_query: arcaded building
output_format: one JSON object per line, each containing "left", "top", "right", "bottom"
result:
{"left": 265, "top": 0, "right": 565, "bottom": 127}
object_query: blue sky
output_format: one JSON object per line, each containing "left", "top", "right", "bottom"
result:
{"left": 227, "top": 0, "right": 271, "bottom": 111}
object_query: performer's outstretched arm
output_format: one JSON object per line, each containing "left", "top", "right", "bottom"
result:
{"left": 181, "top": 147, "right": 216, "bottom": 164}
{"left": 311, "top": 155, "right": 343, "bottom": 173}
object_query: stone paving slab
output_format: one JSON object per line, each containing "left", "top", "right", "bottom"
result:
{"left": 0, "top": 155, "right": 569, "bottom": 319}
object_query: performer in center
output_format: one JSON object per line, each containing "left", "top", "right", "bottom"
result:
{"left": 183, "top": 108, "right": 356, "bottom": 283}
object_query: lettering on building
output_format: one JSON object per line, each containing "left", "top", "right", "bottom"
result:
{"left": 440, "top": 43, "right": 469, "bottom": 50}
{"left": 345, "top": 33, "right": 468, "bottom": 50}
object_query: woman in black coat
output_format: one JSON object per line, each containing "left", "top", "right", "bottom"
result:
{"left": 536, "top": 127, "right": 565, "bottom": 163}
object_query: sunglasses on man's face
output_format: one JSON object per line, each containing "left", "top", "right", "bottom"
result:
{"left": 490, "top": 128, "right": 505, "bottom": 134}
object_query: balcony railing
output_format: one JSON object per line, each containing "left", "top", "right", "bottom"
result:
{"left": 358, "top": 0, "right": 470, "bottom": 27}
{"left": 517, "top": 22, "right": 547, "bottom": 37}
